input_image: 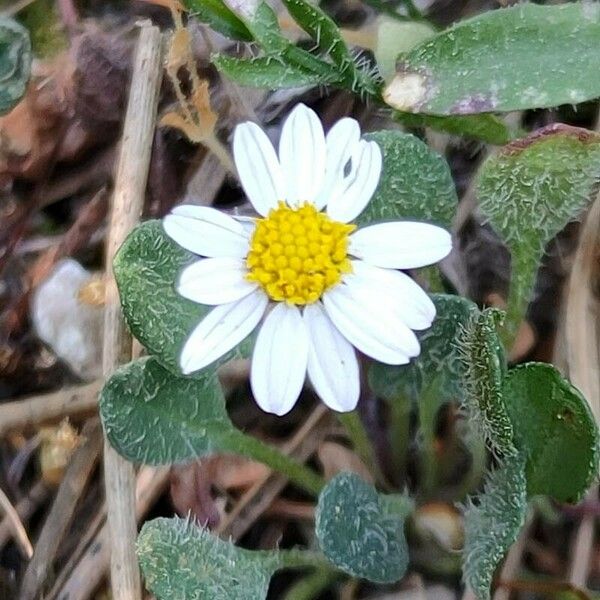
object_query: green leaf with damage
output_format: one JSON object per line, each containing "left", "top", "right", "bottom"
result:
{"left": 463, "top": 453, "right": 528, "bottom": 600}
{"left": 138, "top": 517, "right": 280, "bottom": 600}
{"left": 114, "top": 220, "right": 252, "bottom": 376}
{"left": 457, "top": 308, "right": 514, "bottom": 456}
{"left": 477, "top": 124, "right": 600, "bottom": 344}
{"left": 315, "top": 472, "right": 410, "bottom": 583}
{"left": 502, "top": 363, "right": 600, "bottom": 503}
{"left": 384, "top": 3, "right": 600, "bottom": 115}
{"left": 0, "top": 18, "right": 31, "bottom": 114}
{"left": 357, "top": 130, "right": 458, "bottom": 229}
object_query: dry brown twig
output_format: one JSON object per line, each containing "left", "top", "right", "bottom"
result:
{"left": 19, "top": 419, "right": 103, "bottom": 600}
{"left": 0, "top": 380, "right": 101, "bottom": 436}
{"left": 0, "top": 483, "right": 33, "bottom": 559}
{"left": 49, "top": 466, "right": 170, "bottom": 600}
{"left": 101, "top": 21, "right": 163, "bottom": 600}
{"left": 0, "top": 480, "right": 49, "bottom": 551}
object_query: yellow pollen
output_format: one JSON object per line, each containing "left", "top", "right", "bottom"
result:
{"left": 246, "top": 202, "right": 355, "bottom": 305}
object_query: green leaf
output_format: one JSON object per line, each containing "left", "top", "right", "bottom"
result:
{"left": 369, "top": 294, "right": 477, "bottom": 404}
{"left": 477, "top": 124, "right": 600, "bottom": 343}
{"left": 183, "top": 0, "right": 252, "bottom": 41}
{"left": 463, "top": 453, "right": 528, "bottom": 600}
{"left": 395, "top": 112, "right": 514, "bottom": 145}
{"left": 113, "top": 220, "right": 251, "bottom": 375}
{"left": 357, "top": 131, "right": 458, "bottom": 229}
{"left": 315, "top": 472, "right": 409, "bottom": 583}
{"left": 20, "top": 0, "right": 67, "bottom": 57}
{"left": 245, "top": 1, "right": 288, "bottom": 53}
{"left": 100, "top": 357, "right": 326, "bottom": 494}
{"left": 457, "top": 308, "right": 514, "bottom": 456}
{"left": 99, "top": 357, "right": 231, "bottom": 465}
{"left": 383, "top": 3, "right": 600, "bottom": 115}
{"left": 138, "top": 517, "right": 280, "bottom": 600}
{"left": 213, "top": 54, "right": 341, "bottom": 88}
{"left": 0, "top": 18, "right": 31, "bottom": 115}
{"left": 502, "top": 363, "right": 600, "bottom": 503}
{"left": 375, "top": 18, "right": 435, "bottom": 82}
{"left": 280, "top": 0, "right": 378, "bottom": 95}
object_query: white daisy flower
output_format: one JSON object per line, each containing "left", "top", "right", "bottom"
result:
{"left": 163, "top": 104, "right": 452, "bottom": 416}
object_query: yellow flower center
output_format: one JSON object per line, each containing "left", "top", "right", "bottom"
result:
{"left": 246, "top": 202, "right": 355, "bottom": 305}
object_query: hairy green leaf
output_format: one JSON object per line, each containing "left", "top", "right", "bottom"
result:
{"left": 100, "top": 358, "right": 325, "bottom": 494}
{"left": 357, "top": 131, "right": 457, "bottom": 228}
{"left": 113, "top": 220, "right": 252, "bottom": 375}
{"left": 369, "top": 294, "right": 477, "bottom": 403}
{"left": 503, "top": 363, "right": 600, "bottom": 503}
{"left": 463, "top": 453, "right": 528, "bottom": 600}
{"left": 457, "top": 308, "right": 514, "bottom": 456}
{"left": 138, "top": 517, "right": 280, "bottom": 600}
{"left": 315, "top": 472, "right": 409, "bottom": 583}
{"left": 99, "top": 357, "right": 231, "bottom": 465}
{"left": 477, "top": 124, "right": 600, "bottom": 343}
{"left": 384, "top": 3, "right": 600, "bottom": 115}
{"left": 280, "top": 0, "right": 378, "bottom": 95}
{"left": 0, "top": 18, "right": 31, "bottom": 114}
{"left": 213, "top": 54, "right": 341, "bottom": 88}
{"left": 183, "top": 0, "right": 252, "bottom": 41}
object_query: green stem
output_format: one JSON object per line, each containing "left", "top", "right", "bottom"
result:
{"left": 389, "top": 395, "right": 411, "bottom": 484}
{"left": 283, "top": 568, "right": 340, "bottom": 600}
{"left": 502, "top": 252, "right": 537, "bottom": 350}
{"left": 225, "top": 430, "right": 325, "bottom": 496}
{"left": 336, "top": 411, "right": 383, "bottom": 482}
{"left": 278, "top": 549, "right": 334, "bottom": 571}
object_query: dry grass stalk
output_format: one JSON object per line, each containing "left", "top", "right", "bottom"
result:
{"left": 101, "top": 21, "right": 163, "bottom": 600}
{"left": 0, "top": 380, "right": 100, "bottom": 436}
{"left": 19, "top": 419, "right": 103, "bottom": 600}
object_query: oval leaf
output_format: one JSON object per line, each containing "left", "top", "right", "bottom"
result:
{"left": 315, "top": 472, "right": 409, "bottom": 583}
{"left": 357, "top": 131, "right": 457, "bottom": 229}
{"left": 100, "top": 357, "right": 232, "bottom": 465}
{"left": 138, "top": 517, "right": 279, "bottom": 600}
{"left": 478, "top": 124, "right": 600, "bottom": 342}
{"left": 384, "top": 3, "right": 600, "bottom": 115}
{"left": 114, "top": 220, "right": 252, "bottom": 375}
{"left": 502, "top": 363, "right": 600, "bottom": 503}
{"left": 369, "top": 294, "right": 477, "bottom": 403}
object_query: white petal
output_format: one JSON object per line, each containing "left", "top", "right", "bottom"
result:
{"left": 314, "top": 117, "right": 361, "bottom": 210}
{"left": 163, "top": 205, "right": 249, "bottom": 258}
{"left": 278, "top": 104, "right": 326, "bottom": 206}
{"left": 178, "top": 258, "right": 257, "bottom": 306}
{"left": 304, "top": 302, "right": 359, "bottom": 412}
{"left": 323, "top": 283, "right": 420, "bottom": 365}
{"left": 180, "top": 291, "right": 267, "bottom": 374}
{"left": 326, "top": 140, "right": 382, "bottom": 223}
{"left": 233, "top": 121, "right": 285, "bottom": 216}
{"left": 233, "top": 215, "right": 257, "bottom": 237}
{"left": 348, "top": 260, "right": 435, "bottom": 330}
{"left": 349, "top": 222, "right": 452, "bottom": 269}
{"left": 251, "top": 303, "right": 309, "bottom": 416}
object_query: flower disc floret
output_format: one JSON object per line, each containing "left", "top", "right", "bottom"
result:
{"left": 246, "top": 202, "right": 355, "bottom": 305}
